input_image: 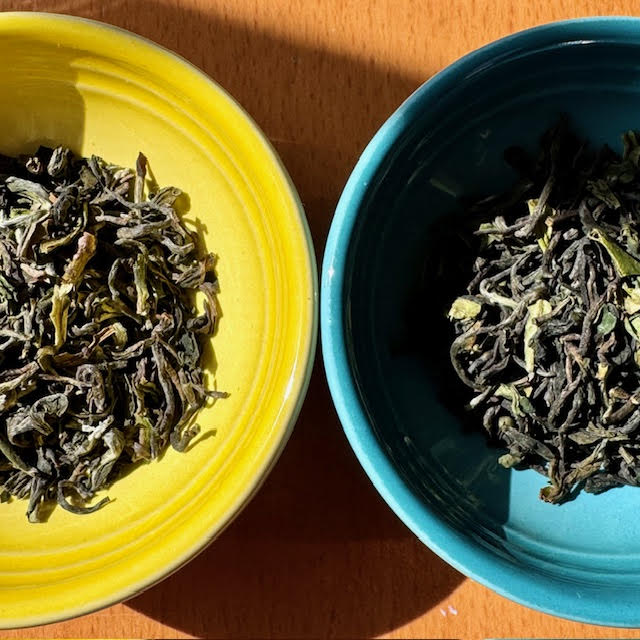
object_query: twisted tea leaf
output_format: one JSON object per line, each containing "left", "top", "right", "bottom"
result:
{"left": 0, "top": 146, "right": 226, "bottom": 522}
{"left": 448, "top": 121, "right": 640, "bottom": 503}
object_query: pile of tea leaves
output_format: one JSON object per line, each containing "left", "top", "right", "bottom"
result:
{"left": 0, "top": 146, "right": 224, "bottom": 522}
{"left": 449, "top": 120, "right": 640, "bottom": 503}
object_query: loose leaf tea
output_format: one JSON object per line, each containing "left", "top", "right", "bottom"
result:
{"left": 0, "top": 146, "right": 224, "bottom": 522}
{"left": 448, "top": 120, "right": 640, "bottom": 503}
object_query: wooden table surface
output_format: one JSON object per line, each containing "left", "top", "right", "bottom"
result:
{"left": 4, "top": 1, "right": 640, "bottom": 638}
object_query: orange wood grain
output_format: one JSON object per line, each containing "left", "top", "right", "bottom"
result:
{"left": 4, "top": 0, "right": 640, "bottom": 638}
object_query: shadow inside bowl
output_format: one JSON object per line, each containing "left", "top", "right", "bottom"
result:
{"left": 345, "top": 155, "right": 514, "bottom": 556}
{"left": 0, "top": 37, "right": 85, "bottom": 158}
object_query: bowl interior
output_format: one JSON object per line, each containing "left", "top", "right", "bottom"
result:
{"left": 0, "top": 13, "right": 315, "bottom": 627}
{"left": 335, "top": 20, "right": 640, "bottom": 625}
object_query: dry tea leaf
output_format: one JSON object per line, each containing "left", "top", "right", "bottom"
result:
{"left": 0, "top": 146, "right": 226, "bottom": 522}
{"left": 448, "top": 120, "right": 640, "bottom": 503}
{"left": 448, "top": 296, "right": 482, "bottom": 320}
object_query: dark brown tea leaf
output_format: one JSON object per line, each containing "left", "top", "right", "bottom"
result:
{"left": 448, "top": 122, "right": 640, "bottom": 503}
{"left": 0, "top": 146, "right": 225, "bottom": 522}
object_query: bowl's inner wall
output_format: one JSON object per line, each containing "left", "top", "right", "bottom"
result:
{"left": 345, "top": 37, "right": 640, "bottom": 587}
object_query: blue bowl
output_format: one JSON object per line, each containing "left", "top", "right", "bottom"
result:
{"left": 322, "top": 17, "right": 640, "bottom": 627}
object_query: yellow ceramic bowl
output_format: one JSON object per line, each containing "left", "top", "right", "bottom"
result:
{"left": 0, "top": 12, "right": 317, "bottom": 628}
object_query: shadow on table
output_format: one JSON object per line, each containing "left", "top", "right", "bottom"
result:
{"left": 23, "top": 0, "right": 465, "bottom": 636}
{"left": 130, "top": 365, "right": 465, "bottom": 639}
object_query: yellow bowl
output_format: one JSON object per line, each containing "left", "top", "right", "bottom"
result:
{"left": 0, "top": 12, "right": 317, "bottom": 628}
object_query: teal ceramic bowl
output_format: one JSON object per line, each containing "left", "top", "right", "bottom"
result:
{"left": 322, "top": 17, "right": 640, "bottom": 627}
